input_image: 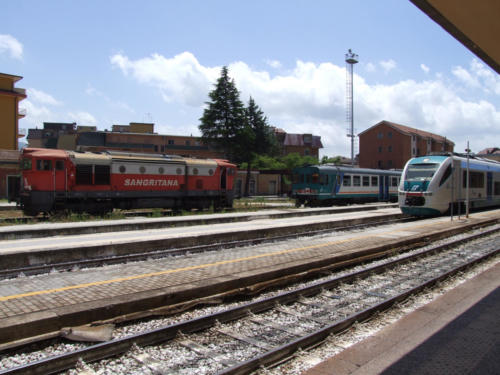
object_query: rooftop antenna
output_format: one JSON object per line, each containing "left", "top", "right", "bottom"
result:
{"left": 345, "top": 49, "right": 358, "bottom": 166}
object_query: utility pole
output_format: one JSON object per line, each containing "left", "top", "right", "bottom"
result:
{"left": 345, "top": 49, "right": 358, "bottom": 167}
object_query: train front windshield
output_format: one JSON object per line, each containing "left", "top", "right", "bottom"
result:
{"left": 405, "top": 163, "right": 439, "bottom": 181}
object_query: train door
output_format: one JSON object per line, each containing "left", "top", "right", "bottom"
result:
{"left": 487, "top": 172, "right": 493, "bottom": 201}
{"left": 220, "top": 167, "right": 227, "bottom": 190}
{"left": 379, "top": 175, "right": 389, "bottom": 201}
{"left": 54, "top": 159, "right": 67, "bottom": 191}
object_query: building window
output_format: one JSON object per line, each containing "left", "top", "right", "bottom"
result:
{"left": 388, "top": 160, "right": 393, "bottom": 168}
{"left": 304, "top": 148, "right": 310, "bottom": 156}
{"left": 186, "top": 140, "right": 191, "bottom": 146}
{"left": 377, "top": 132, "right": 383, "bottom": 139}
{"left": 378, "top": 146, "right": 382, "bottom": 153}
{"left": 388, "top": 132, "right": 392, "bottom": 138}
{"left": 154, "top": 145, "right": 158, "bottom": 152}
{"left": 378, "top": 160, "right": 383, "bottom": 168}
{"left": 388, "top": 146, "right": 392, "bottom": 152}
{"left": 168, "top": 139, "right": 174, "bottom": 145}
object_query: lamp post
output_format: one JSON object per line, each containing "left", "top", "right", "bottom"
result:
{"left": 345, "top": 49, "right": 358, "bottom": 167}
{"left": 465, "top": 141, "right": 470, "bottom": 218}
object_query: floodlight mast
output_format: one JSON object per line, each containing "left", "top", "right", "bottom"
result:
{"left": 345, "top": 49, "right": 358, "bottom": 166}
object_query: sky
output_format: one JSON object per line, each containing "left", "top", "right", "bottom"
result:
{"left": 2, "top": 0, "right": 499, "bottom": 158}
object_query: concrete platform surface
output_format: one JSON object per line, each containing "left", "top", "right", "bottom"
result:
{"left": 303, "top": 261, "right": 500, "bottom": 375}
{"left": 0, "top": 209, "right": 498, "bottom": 348}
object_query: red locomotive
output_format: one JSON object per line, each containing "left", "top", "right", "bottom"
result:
{"left": 19, "top": 148, "right": 236, "bottom": 215}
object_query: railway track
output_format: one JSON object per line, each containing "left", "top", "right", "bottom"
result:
{"left": 1, "top": 225, "right": 498, "bottom": 375}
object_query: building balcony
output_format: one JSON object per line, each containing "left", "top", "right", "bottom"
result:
{"left": 18, "top": 108, "right": 26, "bottom": 118}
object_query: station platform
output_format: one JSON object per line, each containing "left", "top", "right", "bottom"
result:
{"left": 303, "top": 261, "right": 500, "bottom": 375}
{"left": 0, "top": 207, "right": 403, "bottom": 270}
{"left": 0, "top": 209, "right": 498, "bottom": 351}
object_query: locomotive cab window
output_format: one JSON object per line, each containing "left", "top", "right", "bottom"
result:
{"left": 311, "top": 173, "right": 319, "bottom": 184}
{"left": 36, "top": 159, "right": 52, "bottom": 171}
{"left": 320, "top": 174, "right": 329, "bottom": 185}
{"left": 439, "top": 164, "right": 452, "bottom": 186}
{"left": 55, "top": 160, "right": 65, "bottom": 170}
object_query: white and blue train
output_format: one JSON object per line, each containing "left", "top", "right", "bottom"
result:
{"left": 292, "top": 165, "right": 401, "bottom": 207}
{"left": 399, "top": 153, "right": 500, "bottom": 216}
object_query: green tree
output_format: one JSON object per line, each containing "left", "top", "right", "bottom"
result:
{"left": 321, "top": 155, "right": 342, "bottom": 165}
{"left": 199, "top": 66, "right": 246, "bottom": 161}
{"left": 241, "top": 97, "right": 278, "bottom": 196}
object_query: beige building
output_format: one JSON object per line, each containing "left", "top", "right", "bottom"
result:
{"left": 0, "top": 73, "right": 26, "bottom": 150}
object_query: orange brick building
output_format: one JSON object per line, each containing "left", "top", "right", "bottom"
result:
{"left": 358, "top": 120, "right": 454, "bottom": 170}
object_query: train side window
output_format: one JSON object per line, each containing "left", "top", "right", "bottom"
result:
{"left": 371, "top": 176, "right": 378, "bottom": 186}
{"left": 292, "top": 174, "right": 300, "bottom": 184}
{"left": 391, "top": 177, "right": 398, "bottom": 186}
{"left": 55, "top": 160, "right": 64, "bottom": 170}
{"left": 320, "top": 174, "right": 328, "bottom": 185}
{"left": 311, "top": 173, "right": 319, "bottom": 184}
{"left": 439, "top": 165, "right": 452, "bottom": 186}
{"left": 353, "top": 176, "right": 361, "bottom": 186}
{"left": 343, "top": 175, "right": 351, "bottom": 186}
{"left": 463, "top": 171, "right": 484, "bottom": 188}
{"left": 95, "top": 165, "right": 110, "bottom": 185}
{"left": 495, "top": 182, "right": 500, "bottom": 195}
{"left": 362, "top": 176, "right": 370, "bottom": 186}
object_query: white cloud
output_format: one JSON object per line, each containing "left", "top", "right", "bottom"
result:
{"left": 86, "top": 85, "right": 135, "bottom": 113}
{"left": 420, "top": 64, "right": 430, "bottom": 74}
{"left": 0, "top": 34, "right": 23, "bottom": 60}
{"left": 379, "top": 59, "right": 396, "bottom": 73}
{"left": 110, "top": 51, "right": 220, "bottom": 106}
{"left": 21, "top": 88, "right": 99, "bottom": 130}
{"left": 68, "top": 111, "right": 97, "bottom": 125}
{"left": 265, "top": 59, "right": 282, "bottom": 69}
{"left": 452, "top": 65, "right": 479, "bottom": 88}
{"left": 110, "top": 51, "right": 500, "bottom": 157}
{"left": 364, "top": 62, "right": 376, "bottom": 73}
{"left": 27, "top": 88, "right": 63, "bottom": 106}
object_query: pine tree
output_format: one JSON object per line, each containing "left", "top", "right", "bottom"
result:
{"left": 199, "top": 66, "right": 246, "bottom": 161}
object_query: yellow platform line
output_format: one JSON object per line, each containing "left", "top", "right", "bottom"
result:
{"left": 0, "top": 219, "right": 450, "bottom": 302}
